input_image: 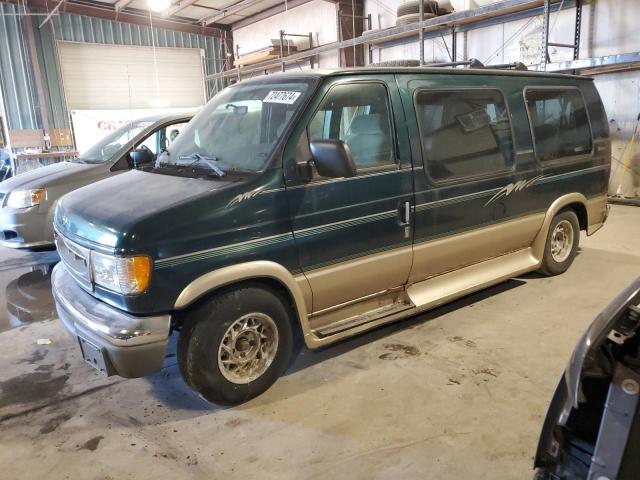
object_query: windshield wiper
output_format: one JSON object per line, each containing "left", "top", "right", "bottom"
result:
{"left": 178, "top": 153, "right": 225, "bottom": 177}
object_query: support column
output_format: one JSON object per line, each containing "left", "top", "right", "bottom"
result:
{"left": 23, "top": 15, "right": 49, "bottom": 133}
{"left": 540, "top": 0, "right": 551, "bottom": 71}
{"left": 336, "top": 0, "right": 365, "bottom": 67}
{"left": 573, "top": 0, "right": 582, "bottom": 60}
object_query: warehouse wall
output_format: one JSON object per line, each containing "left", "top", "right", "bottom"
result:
{"left": 0, "top": 2, "right": 224, "bottom": 132}
{"left": 0, "top": 3, "right": 45, "bottom": 130}
{"left": 365, "top": 0, "right": 584, "bottom": 64}
{"left": 596, "top": 71, "right": 640, "bottom": 198}
{"left": 233, "top": 0, "right": 340, "bottom": 70}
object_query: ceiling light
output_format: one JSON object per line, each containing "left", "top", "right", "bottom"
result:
{"left": 148, "top": 0, "right": 170, "bottom": 12}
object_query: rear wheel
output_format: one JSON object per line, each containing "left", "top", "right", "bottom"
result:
{"left": 177, "top": 285, "right": 294, "bottom": 405}
{"left": 538, "top": 210, "right": 580, "bottom": 276}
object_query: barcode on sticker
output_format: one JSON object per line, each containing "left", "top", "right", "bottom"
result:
{"left": 263, "top": 91, "right": 302, "bottom": 104}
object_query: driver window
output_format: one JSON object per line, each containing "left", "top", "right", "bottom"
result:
{"left": 308, "top": 83, "right": 395, "bottom": 170}
{"left": 139, "top": 130, "right": 158, "bottom": 154}
{"left": 137, "top": 122, "right": 188, "bottom": 156}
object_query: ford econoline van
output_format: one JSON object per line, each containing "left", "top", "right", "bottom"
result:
{"left": 51, "top": 67, "right": 610, "bottom": 405}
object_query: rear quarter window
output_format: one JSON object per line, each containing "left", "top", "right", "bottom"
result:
{"left": 414, "top": 89, "right": 515, "bottom": 183}
{"left": 524, "top": 88, "right": 593, "bottom": 163}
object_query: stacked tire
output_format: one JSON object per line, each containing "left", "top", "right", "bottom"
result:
{"left": 396, "top": 1, "right": 450, "bottom": 26}
{"left": 397, "top": 0, "right": 439, "bottom": 17}
{"left": 396, "top": 12, "right": 436, "bottom": 26}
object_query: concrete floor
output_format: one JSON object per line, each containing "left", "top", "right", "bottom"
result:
{"left": 0, "top": 205, "right": 639, "bottom": 480}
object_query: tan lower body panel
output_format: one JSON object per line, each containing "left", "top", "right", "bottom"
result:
{"left": 304, "top": 247, "right": 540, "bottom": 348}
{"left": 587, "top": 194, "right": 608, "bottom": 235}
{"left": 309, "top": 287, "right": 408, "bottom": 331}
{"left": 409, "top": 213, "right": 545, "bottom": 284}
{"left": 294, "top": 274, "right": 313, "bottom": 314}
{"left": 303, "top": 245, "right": 412, "bottom": 312}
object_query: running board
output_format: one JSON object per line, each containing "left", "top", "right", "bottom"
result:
{"left": 406, "top": 248, "right": 539, "bottom": 310}
{"left": 313, "top": 302, "right": 413, "bottom": 338}
{"left": 305, "top": 248, "right": 540, "bottom": 348}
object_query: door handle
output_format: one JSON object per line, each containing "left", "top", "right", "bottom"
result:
{"left": 399, "top": 201, "right": 411, "bottom": 225}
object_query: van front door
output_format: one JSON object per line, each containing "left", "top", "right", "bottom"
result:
{"left": 284, "top": 77, "right": 413, "bottom": 313}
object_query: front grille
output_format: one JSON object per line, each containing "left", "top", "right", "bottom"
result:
{"left": 55, "top": 233, "right": 92, "bottom": 290}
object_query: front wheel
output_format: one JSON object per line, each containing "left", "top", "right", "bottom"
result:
{"left": 538, "top": 210, "right": 580, "bottom": 276}
{"left": 177, "top": 284, "right": 294, "bottom": 405}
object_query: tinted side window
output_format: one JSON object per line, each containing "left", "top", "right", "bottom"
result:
{"left": 525, "top": 88, "right": 592, "bottom": 162}
{"left": 415, "top": 89, "right": 514, "bottom": 183}
{"left": 308, "top": 83, "right": 395, "bottom": 169}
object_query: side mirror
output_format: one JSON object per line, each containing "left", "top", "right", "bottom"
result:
{"left": 129, "top": 148, "right": 154, "bottom": 168}
{"left": 309, "top": 139, "right": 357, "bottom": 178}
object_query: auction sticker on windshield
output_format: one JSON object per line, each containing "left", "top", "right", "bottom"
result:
{"left": 263, "top": 91, "right": 302, "bottom": 104}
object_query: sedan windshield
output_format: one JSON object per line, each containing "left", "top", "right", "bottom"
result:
{"left": 77, "top": 120, "right": 153, "bottom": 164}
{"left": 154, "top": 80, "right": 312, "bottom": 176}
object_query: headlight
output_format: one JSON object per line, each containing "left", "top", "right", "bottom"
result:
{"left": 7, "top": 189, "right": 45, "bottom": 208}
{"left": 91, "top": 251, "right": 151, "bottom": 295}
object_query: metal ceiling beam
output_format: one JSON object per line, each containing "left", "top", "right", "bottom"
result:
{"left": 199, "top": 0, "right": 268, "bottom": 26}
{"left": 230, "top": 0, "right": 314, "bottom": 30}
{"left": 38, "top": 0, "right": 64, "bottom": 27}
{"left": 6, "top": 0, "right": 227, "bottom": 37}
{"left": 114, "top": 0, "right": 134, "bottom": 12}
{"left": 166, "top": 0, "right": 212, "bottom": 17}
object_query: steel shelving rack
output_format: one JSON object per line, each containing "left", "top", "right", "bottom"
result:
{"left": 205, "top": 0, "right": 640, "bottom": 84}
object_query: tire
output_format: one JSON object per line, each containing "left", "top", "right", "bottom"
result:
{"left": 177, "top": 284, "right": 294, "bottom": 405}
{"left": 396, "top": 12, "right": 436, "bottom": 26}
{"left": 396, "top": 0, "right": 439, "bottom": 17}
{"left": 538, "top": 210, "right": 580, "bottom": 276}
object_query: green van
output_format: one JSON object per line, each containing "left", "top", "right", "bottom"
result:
{"left": 52, "top": 66, "right": 611, "bottom": 405}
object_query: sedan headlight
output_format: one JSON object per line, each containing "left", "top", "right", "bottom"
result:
{"left": 7, "top": 189, "right": 45, "bottom": 208}
{"left": 91, "top": 251, "right": 151, "bottom": 295}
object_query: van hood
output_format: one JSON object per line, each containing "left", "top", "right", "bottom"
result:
{"left": 55, "top": 170, "right": 239, "bottom": 251}
{"left": 0, "top": 161, "right": 105, "bottom": 193}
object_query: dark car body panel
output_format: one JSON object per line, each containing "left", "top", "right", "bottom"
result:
{"left": 55, "top": 168, "right": 299, "bottom": 314}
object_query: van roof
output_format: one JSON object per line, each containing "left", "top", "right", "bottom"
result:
{"left": 238, "top": 67, "right": 591, "bottom": 83}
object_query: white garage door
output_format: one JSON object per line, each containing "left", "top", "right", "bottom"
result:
{"left": 57, "top": 42, "right": 206, "bottom": 110}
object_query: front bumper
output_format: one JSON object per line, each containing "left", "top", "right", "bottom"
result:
{"left": 52, "top": 264, "right": 171, "bottom": 378}
{"left": 0, "top": 205, "right": 52, "bottom": 248}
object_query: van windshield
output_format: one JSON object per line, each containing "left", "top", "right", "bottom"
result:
{"left": 77, "top": 120, "right": 153, "bottom": 164}
{"left": 154, "top": 80, "right": 312, "bottom": 176}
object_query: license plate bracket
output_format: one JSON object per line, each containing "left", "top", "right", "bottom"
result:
{"left": 77, "top": 336, "right": 109, "bottom": 375}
